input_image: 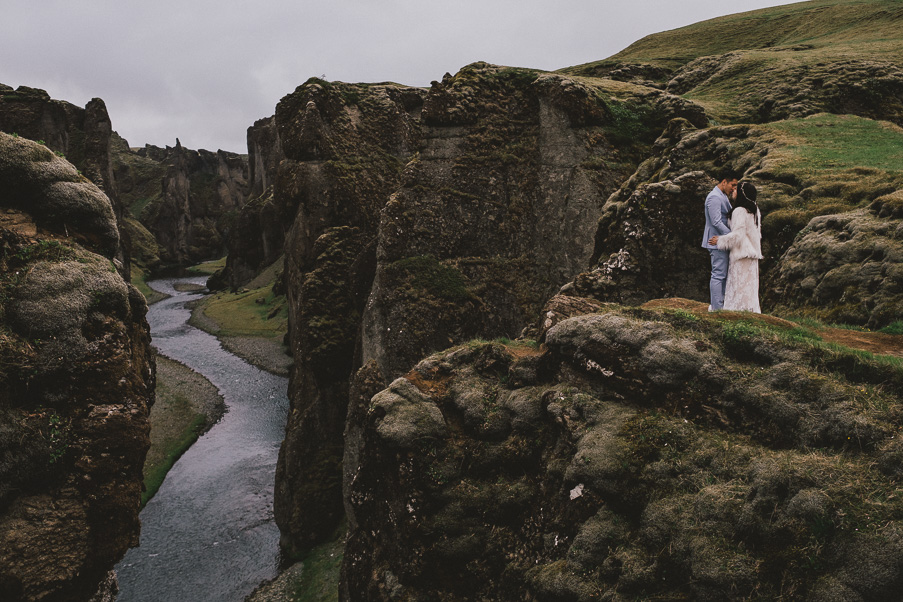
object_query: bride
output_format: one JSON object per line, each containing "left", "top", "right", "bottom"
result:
{"left": 708, "top": 182, "right": 762, "bottom": 313}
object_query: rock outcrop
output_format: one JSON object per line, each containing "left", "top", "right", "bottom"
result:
{"left": 0, "top": 133, "right": 153, "bottom": 601}
{"left": 343, "top": 300, "right": 903, "bottom": 600}
{"left": 139, "top": 141, "right": 249, "bottom": 266}
{"left": 269, "top": 65, "right": 708, "bottom": 556}
{"left": 273, "top": 79, "right": 426, "bottom": 555}
{"left": 221, "top": 116, "right": 286, "bottom": 288}
{"left": 769, "top": 203, "right": 903, "bottom": 328}
{"left": 0, "top": 85, "right": 131, "bottom": 278}
{"left": 573, "top": 116, "right": 903, "bottom": 328}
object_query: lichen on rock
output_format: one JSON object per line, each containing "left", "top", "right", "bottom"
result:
{"left": 343, "top": 302, "right": 903, "bottom": 599}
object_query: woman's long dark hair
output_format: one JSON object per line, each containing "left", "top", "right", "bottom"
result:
{"left": 729, "top": 181, "right": 759, "bottom": 226}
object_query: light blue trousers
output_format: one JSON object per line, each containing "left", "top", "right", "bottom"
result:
{"left": 709, "top": 249, "right": 729, "bottom": 310}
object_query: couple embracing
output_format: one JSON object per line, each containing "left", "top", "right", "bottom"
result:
{"left": 702, "top": 171, "right": 762, "bottom": 312}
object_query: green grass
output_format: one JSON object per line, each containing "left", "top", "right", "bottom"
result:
{"left": 289, "top": 526, "right": 345, "bottom": 602}
{"left": 142, "top": 412, "right": 205, "bottom": 507}
{"left": 564, "top": 0, "right": 903, "bottom": 74}
{"left": 880, "top": 321, "right": 903, "bottom": 335}
{"left": 193, "top": 283, "right": 288, "bottom": 338}
{"left": 131, "top": 263, "right": 168, "bottom": 305}
{"left": 186, "top": 256, "right": 227, "bottom": 276}
{"left": 769, "top": 114, "right": 903, "bottom": 175}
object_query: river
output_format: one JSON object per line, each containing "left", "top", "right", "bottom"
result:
{"left": 115, "top": 276, "right": 289, "bottom": 601}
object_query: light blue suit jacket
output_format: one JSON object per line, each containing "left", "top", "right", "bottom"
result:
{"left": 701, "top": 185, "right": 732, "bottom": 249}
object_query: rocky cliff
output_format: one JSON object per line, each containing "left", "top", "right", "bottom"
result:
{"left": 214, "top": 0, "right": 903, "bottom": 594}
{"left": 0, "top": 132, "right": 154, "bottom": 601}
{"left": 0, "top": 84, "right": 131, "bottom": 278}
{"left": 361, "top": 63, "right": 706, "bottom": 380}
{"left": 272, "top": 79, "right": 426, "bottom": 555}
{"left": 342, "top": 299, "right": 903, "bottom": 600}
{"left": 267, "top": 65, "right": 708, "bottom": 556}
{"left": 136, "top": 141, "right": 249, "bottom": 266}
{"left": 220, "top": 116, "right": 286, "bottom": 288}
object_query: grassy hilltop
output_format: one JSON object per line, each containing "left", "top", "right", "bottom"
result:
{"left": 563, "top": 0, "right": 903, "bottom": 125}
{"left": 566, "top": 0, "right": 903, "bottom": 74}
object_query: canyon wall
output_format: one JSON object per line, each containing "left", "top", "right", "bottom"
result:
{"left": 0, "top": 84, "right": 131, "bottom": 278}
{"left": 0, "top": 132, "right": 154, "bottom": 601}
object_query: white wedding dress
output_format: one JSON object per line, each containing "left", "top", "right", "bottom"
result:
{"left": 716, "top": 207, "right": 763, "bottom": 313}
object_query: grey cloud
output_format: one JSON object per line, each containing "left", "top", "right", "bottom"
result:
{"left": 1, "top": 0, "right": 801, "bottom": 152}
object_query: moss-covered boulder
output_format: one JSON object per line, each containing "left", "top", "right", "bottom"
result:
{"left": 769, "top": 205, "right": 903, "bottom": 328}
{"left": 0, "top": 132, "right": 119, "bottom": 256}
{"left": 343, "top": 301, "right": 903, "bottom": 600}
{"left": 0, "top": 86, "right": 133, "bottom": 280}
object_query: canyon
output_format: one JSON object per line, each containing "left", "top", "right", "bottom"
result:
{"left": 2, "top": 0, "right": 903, "bottom": 599}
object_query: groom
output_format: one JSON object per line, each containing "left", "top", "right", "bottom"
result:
{"left": 702, "top": 171, "right": 739, "bottom": 311}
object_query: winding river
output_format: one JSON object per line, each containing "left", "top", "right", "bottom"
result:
{"left": 115, "top": 276, "right": 289, "bottom": 601}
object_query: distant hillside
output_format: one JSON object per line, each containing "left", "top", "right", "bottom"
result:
{"left": 562, "top": 0, "right": 903, "bottom": 125}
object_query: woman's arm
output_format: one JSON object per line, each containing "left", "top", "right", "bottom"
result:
{"left": 715, "top": 208, "right": 750, "bottom": 251}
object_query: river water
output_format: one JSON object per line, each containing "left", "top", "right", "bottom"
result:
{"left": 115, "top": 277, "right": 289, "bottom": 601}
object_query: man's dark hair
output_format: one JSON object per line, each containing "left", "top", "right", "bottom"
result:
{"left": 716, "top": 169, "right": 742, "bottom": 183}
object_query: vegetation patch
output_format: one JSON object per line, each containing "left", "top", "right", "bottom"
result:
{"left": 143, "top": 355, "right": 224, "bottom": 507}
{"left": 191, "top": 284, "right": 288, "bottom": 338}
{"left": 186, "top": 256, "right": 227, "bottom": 276}
{"left": 386, "top": 255, "right": 474, "bottom": 303}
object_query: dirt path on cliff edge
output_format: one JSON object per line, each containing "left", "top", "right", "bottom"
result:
{"left": 642, "top": 298, "right": 903, "bottom": 359}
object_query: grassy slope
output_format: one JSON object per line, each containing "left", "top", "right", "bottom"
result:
{"left": 755, "top": 113, "right": 903, "bottom": 227}
{"left": 187, "top": 258, "right": 292, "bottom": 375}
{"left": 562, "top": 0, "right": 903, "bottom": 124}
{"left": 565, "top": 0, "right": 903, "bottom": 73}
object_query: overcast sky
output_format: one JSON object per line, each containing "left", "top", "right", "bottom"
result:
{"left": 2, "top": 0, "right": 803, "bottom": 153}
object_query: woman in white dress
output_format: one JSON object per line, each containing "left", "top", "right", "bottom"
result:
{"left": 708, "top": 182, "right": 762, "bottom": 312}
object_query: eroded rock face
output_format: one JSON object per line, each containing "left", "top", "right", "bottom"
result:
{"left": 0, "top": 135, "right": 153, "bottom": 601}
{"left": 769, "top": 205, "right": 903, "bottom": 328}
{"left": 362, "top": 63, "right": 708, "bottom": 381}
{"left": 141, "top": 141, "right": 249, "bottom": 265}
{"left": 222, "top": 116, "right": 286, "bottom": 288}
{"left": 343, "top": 302, "right": 903, "bottom": 600}
{"left": 273, "top": 80, "right": 425, "bottom": 555}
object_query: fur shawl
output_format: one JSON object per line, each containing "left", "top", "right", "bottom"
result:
{"left": 716, "top": 207, "right": 763, "bottom": 260}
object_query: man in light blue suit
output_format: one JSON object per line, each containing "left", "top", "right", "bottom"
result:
{"left": 702, "top": 171, "right": 739, "bottom": 311}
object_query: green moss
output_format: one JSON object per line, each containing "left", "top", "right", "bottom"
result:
{"left": 289, "top": 525, "right": 345, "bottom": 602}
{"left": 186, "top": 256, "right": 227, "bottom": 275}
{"left": 387, "top": 255, "right": 474, "bottom": 303}
{"left": 769, "top": 114, "right": 903, "bottom": 175}
{"left": 13, "top": 240, "right": 79, "bottom": 264}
